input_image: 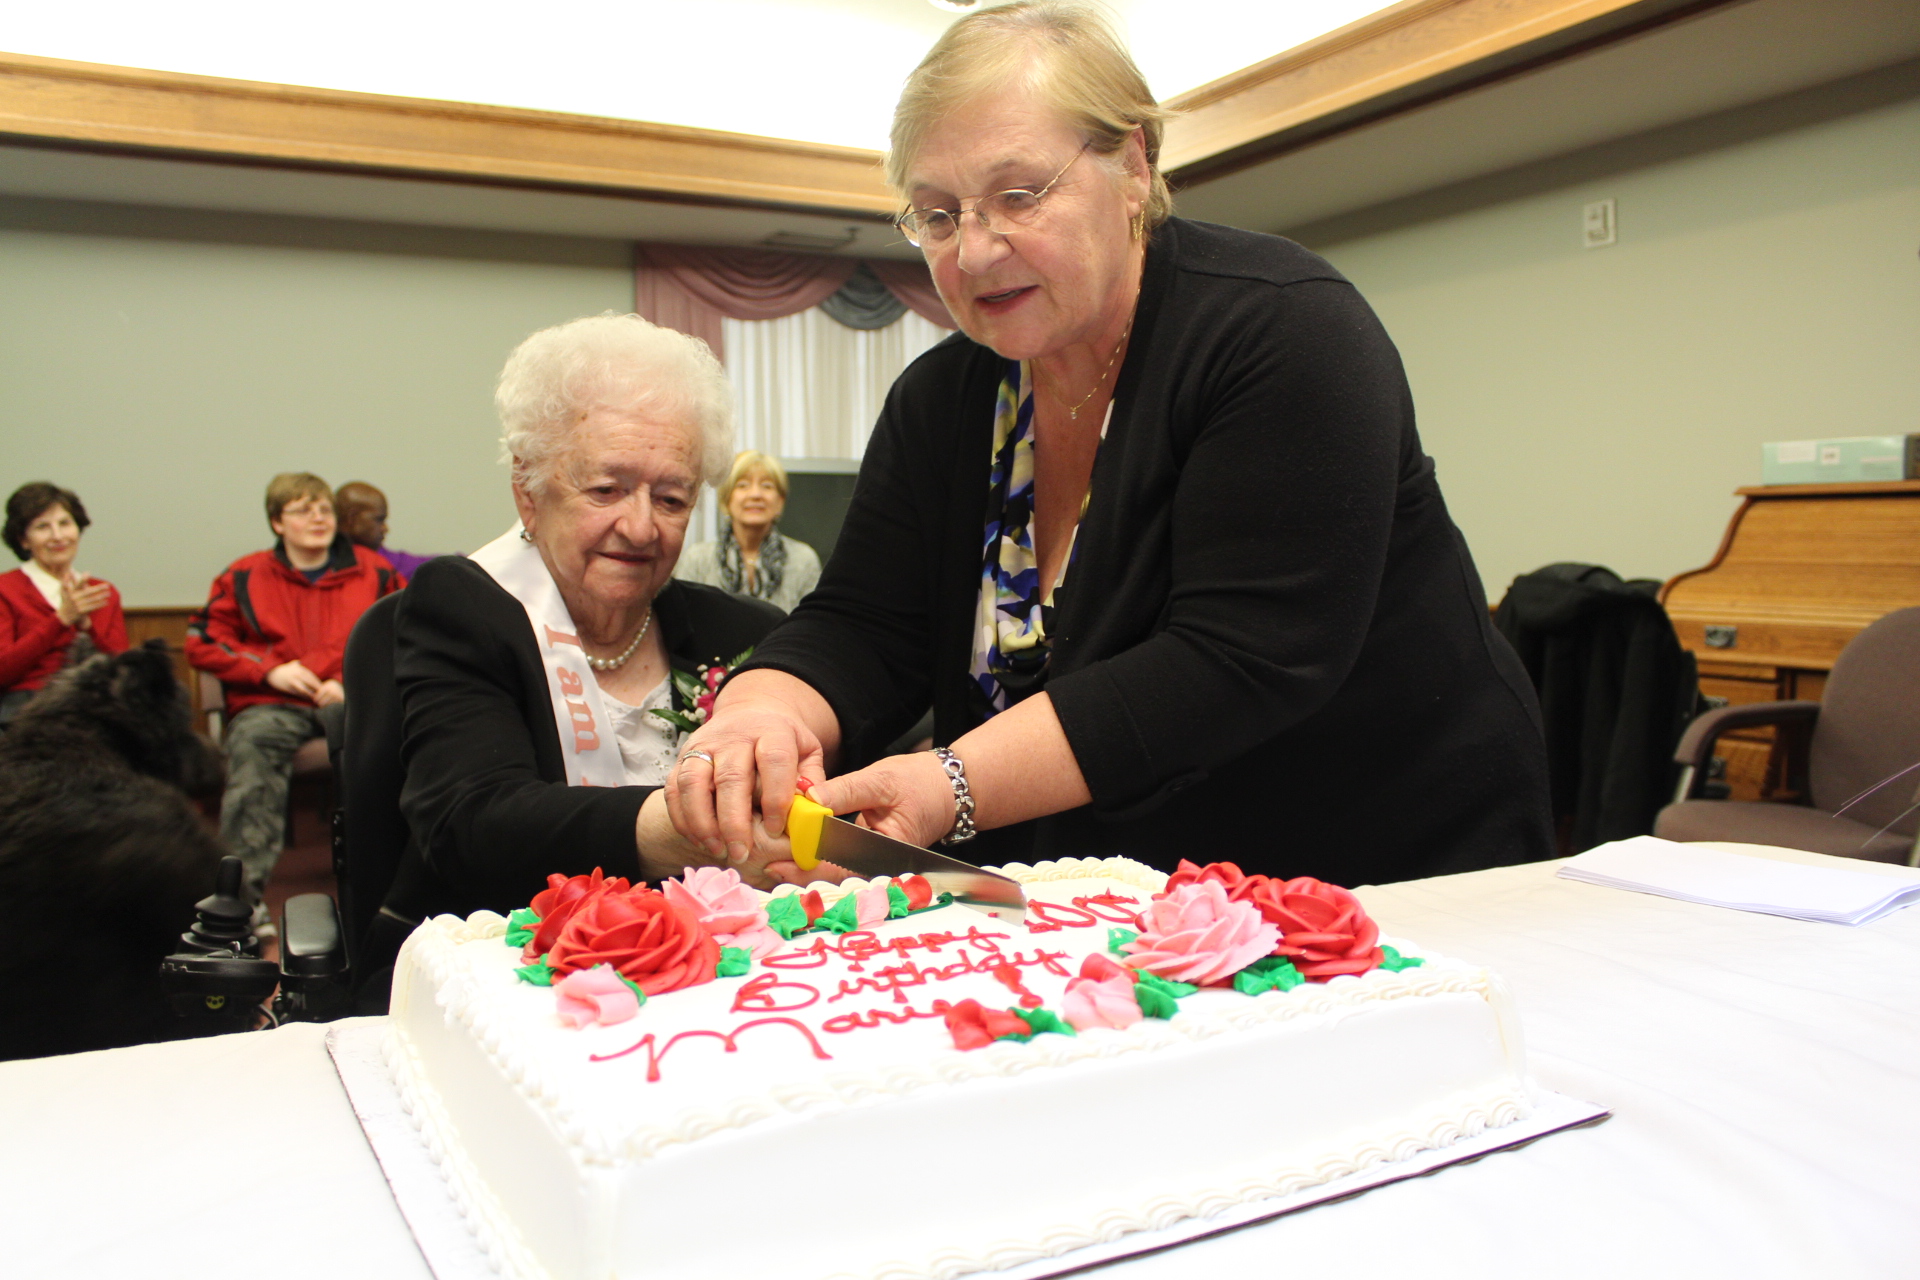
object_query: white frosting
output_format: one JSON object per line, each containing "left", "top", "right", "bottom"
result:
{"left": 388, "top": 860, "right": 1535, "bottom": 1280}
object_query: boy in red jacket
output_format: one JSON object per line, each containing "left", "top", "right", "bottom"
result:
{"left": 186, "top": 473, "right": 404, "bottom": 906}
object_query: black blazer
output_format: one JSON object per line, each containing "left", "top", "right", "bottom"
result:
{"left": 388, "top": 554, "right": 781, "bottom": 919}
{"left": 742, "top": 218, "right": 1552, "bottom": 886}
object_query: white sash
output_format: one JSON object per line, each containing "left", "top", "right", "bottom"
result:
{"left": 469, "top": 526, "right": 627, "bottom": 788}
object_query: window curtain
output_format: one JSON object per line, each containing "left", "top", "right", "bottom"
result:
{"left": 633, "top": 243, "right": 954, "bottom": 362}
{"left": 722, "top": 307, "right": 949, "bottom": 461}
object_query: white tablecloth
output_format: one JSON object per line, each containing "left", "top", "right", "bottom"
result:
{"left": 6, "top": 846, "right": 1917, "bottom": 1280}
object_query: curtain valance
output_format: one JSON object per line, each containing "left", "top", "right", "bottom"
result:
{"left": 634, "top": 243, "right": 955, "bottom": 362}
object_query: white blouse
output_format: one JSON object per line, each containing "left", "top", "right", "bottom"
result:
{"left": 598, "top": 675, "right": 682, "bottom": 787}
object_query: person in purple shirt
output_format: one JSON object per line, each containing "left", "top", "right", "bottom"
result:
{"left": 335, "top": 482, "right": 443, "bottom": 579}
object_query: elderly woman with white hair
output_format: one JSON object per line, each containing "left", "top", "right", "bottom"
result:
{"left": 670, "top": 2, "right": 1552, "bottom": 886}
{"left": 385, "top": 313, "right": 795, "bottom": 929}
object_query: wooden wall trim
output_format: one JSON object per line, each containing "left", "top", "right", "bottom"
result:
{"left": 0, "top": 51, "right": 898, "bottom": 218}
{"left": 2, "top": 1, "right": 1741, "bottom": 217}
{"left": 1162, "top": 0, "right": 1741, "bottom": 184}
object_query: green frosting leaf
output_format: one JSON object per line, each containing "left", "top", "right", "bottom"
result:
{"left": 885, "top": 883, "right": 911, "bottom": 918}
{"left": 504, "top": 907, "right": 540, "bottom": 949}
{"left": 813, "top": 893, "right": 864, "bottom": 935}
{"left": 1107, "top": 927, "right": 1139, "bottom": 954}
{"left": 1379, "top": 945, "right": 1425, "bottom": 972}
{"left": 931, "top": 891, "right": 955, "bottom": 911}
{"left": 764, "top": 894, "right": 809, "bottom": 940}
{"left": 717, "top": 946, "right": 753, "bottom": 978}
{"left": 1133, "top": 983, "right": 1179, "bottom": 1020}
{"left": 1011, "top": 1006, "right": 1077, "bottom": 1038}
{"left": 1132, "top": 971, "right": 1196, "bottom": 1019}
{"left": 1135, "top": 971, "right": 1197, "bottom": 999}
{"left": 1233, "top": 956, "right": 1305, "bottom": 996}
{"left": 616, "top": 973, "right": 648, "bottom": 1008}
{"left": 514, "top": 955, "right": 554, "bottom": 987}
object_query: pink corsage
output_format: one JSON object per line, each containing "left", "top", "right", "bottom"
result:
{"left": 553, "top": 964, "right": 641, "bottom": 1028}
{"left": 1123, "top": 881, "right": 1280, "bottom": 986}
{"left": 1062, "top": 953, "right": 1143, "bottom": 1031}
{"left": 663, "top": 866, "right": 782, "bottom": 959}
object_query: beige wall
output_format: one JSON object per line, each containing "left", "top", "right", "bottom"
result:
{"left": 0, "top": 200, "right": 634, "bottom": 606}
{"left": 1298, "top": 64, "right": 1920, "bottom": 599}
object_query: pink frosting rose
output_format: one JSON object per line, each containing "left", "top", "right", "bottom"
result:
{"left": 553, "top": 964, "right": 641, "bottom": 1028}
{"left": 1123, "top": 881, "right": 1280, "bottom": 986}
{"left": 853, "top": 883, "right": 893, "bottom": 926}
{"left": 1062, "top": 953, "right": 1143, "bottom": 1031}
{"left": 662, "top": 866, "right": 781, "bottom": 959}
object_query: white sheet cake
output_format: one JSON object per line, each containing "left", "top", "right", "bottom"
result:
{"left": 387, "top": 857, "right": 1534, "bottom": 1280}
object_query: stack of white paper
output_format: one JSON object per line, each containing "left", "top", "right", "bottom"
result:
{"left": 1558, "top": 836, "right": 1920, "bottom": 925}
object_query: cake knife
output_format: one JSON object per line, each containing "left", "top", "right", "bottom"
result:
{"left": 785, "top": 793, "right": 1027, "bottom": 923}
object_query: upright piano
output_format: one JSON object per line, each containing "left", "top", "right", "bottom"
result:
{"left": 1660, "top": 480, "right": 1920, "bottom": 799}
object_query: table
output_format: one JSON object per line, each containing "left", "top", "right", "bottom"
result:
{"left": 7, "top": 848, "right": 1917, "bottom": 1280}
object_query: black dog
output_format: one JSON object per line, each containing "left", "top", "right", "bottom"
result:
{"left": 0, "top": 641, "right": 227, "bottom": 1060}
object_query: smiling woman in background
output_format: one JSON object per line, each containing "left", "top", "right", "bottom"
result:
{"left": 0, "top": 482, "right": 127, "bottom": 726}
{"left": 677, "top": 450, "right": 822, "bottom": 613}
{"left": 668, "top": 1, "right": 1551, "bottom": 887}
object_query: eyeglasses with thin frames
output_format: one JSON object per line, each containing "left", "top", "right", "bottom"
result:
{"left": 895, "top": 142, "right": 1090, "bottom": 250}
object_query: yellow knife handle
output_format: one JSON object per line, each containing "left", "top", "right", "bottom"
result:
{"left": 787, "top": 792, "right": 832, "bottom": 871}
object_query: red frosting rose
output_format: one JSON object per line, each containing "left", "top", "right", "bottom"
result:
{"left": 1246, "top": 877, "right": 1383, "bottom": 979}
{"left": 944, "top": 998, "right": 1031, "bottom": 1051}
{"left": 1160, "top": 859, "right": 1268, "bottom": 903}
{"left": 525, "top": 867, "right": 630, "bottom": 962}
{"left": 545, "top": 885, "right": 720, "bottom": 995}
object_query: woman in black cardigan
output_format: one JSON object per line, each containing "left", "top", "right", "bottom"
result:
{"left": 387, "top": 313, "right": 791, "bottom": 929}
{"left": 668, "top": 3, "right": 1551, "bottom": 887}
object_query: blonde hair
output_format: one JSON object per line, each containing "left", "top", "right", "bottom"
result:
{"left": 723, "top": 450, "right": 789, "bottom": 500}
{"left": 494, "top": 313, "right": 734, "bottom": 494}
{"left": 264, "top": 473, "right": 332, "bottom": 526}
{"left": 888, "top": 1, "right": 1173, "bottom": 232}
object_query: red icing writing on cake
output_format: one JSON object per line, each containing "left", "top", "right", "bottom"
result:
{"left": 762, "top": 925, "right": 1011, "bottom": 972}
{"left": 591, "top": 1017, "right": 832, "bottom": 1083}
{"left": 730, "top": 973, "right": 822, "bottom": 1015}
{"left": 1023, "top": 893, "right": 1143, "bottom": 932}
{"left": 820, "top": 1000, "right": 955, "bottom": 1034}
{"left": 830, "top": 947, "right": 1071, "bottom": 1005}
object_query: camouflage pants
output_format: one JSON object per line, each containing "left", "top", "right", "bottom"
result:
{"left": 219, "top": 703, "right": 324, "bottom": 901}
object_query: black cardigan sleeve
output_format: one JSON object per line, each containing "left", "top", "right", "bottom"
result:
{"left": 394, "top": 556, "right": 650, "bottom": 905}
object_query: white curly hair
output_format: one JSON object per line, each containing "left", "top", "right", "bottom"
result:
{"left": 494, "top": 312, "right": 733, "bottom": 494}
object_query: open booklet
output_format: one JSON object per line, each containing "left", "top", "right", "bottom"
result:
{"left": 1558, "top": 836, "right": 1920, "bottom": 926}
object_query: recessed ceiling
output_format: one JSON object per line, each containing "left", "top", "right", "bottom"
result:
{"left": 1177, "top": 0, "right": 1920, "bottom": 238}
{"left": 0, "top": 0, "right": 1396, "bottom": 150}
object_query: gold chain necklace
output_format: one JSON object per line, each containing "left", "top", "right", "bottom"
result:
{"left": 1045, "top": 316, "right": 1134, "bottom": 422}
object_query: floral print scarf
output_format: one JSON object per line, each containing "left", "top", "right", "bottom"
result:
{"left": 969, "top": 360, "right": 1108, "bottom": 715}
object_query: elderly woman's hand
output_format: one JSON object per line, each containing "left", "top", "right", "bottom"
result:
{"left": 636, "top": 789, "right": 838, "bottom": 892}
{"left": 664, "top": 669, "right": 839, "bottom": 865}
{"left": 808, "top": 752, "right": 958, "bottom": 850}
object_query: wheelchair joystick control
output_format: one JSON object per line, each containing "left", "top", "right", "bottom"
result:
{"left": 179, "top": 855, "right": 255, "bottom": 955}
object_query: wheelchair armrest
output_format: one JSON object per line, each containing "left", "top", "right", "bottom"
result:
{"left": 1674, "top": 700, "right": 1821, "bottom": 770}
{"left": 281, "top": 892, "right": 345, "bottom": 979}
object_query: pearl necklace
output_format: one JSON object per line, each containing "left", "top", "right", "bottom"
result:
{"left": 1046, "top": 315, "right": 1134, "bottom": 421}
{"left": 586, "top": 609, "right": 652, "bottom": 672}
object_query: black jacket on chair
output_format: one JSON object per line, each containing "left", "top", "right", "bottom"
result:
{"left": 1494, "top": 563, "right": 1701, "bottom": 853}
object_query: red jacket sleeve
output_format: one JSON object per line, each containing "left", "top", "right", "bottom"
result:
{"left": 185, "top": 567, "right": 279, "bottom": 685}
{"left": 0, "top": 587, "right": 71, "bottom": 690}
{"left": 88, "top": 585, "right": 128, "bottom": 657}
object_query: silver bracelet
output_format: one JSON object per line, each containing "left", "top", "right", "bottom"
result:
{"left": 930, "top": 747, "right": 977, "bottom": 845}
